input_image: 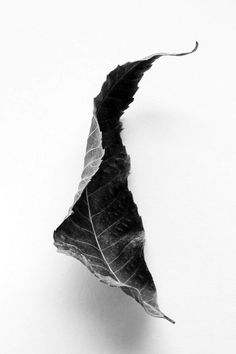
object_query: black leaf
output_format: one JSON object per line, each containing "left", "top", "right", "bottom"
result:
{"left": 54, "top": 42, "right": 198, "bottom": 323}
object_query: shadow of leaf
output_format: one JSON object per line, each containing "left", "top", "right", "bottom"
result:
{"left": 64, "top": 263, "right": 150, "bottom": 353}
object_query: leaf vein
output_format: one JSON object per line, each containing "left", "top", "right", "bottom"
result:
{"left": 88, "top": 125, "right": 98, "bottom": 138}
{"left": 70, "top": 239, "right": 99, "bottom": 251}
{"left": 91, "top": 195, "right": 119, "bottom": 218}
{"left": 108, "top": 238, "right": 136, "bottom": 265}
{"left": 70, "top": 218, "right": 94, "bottom": 235}
{"left": 87, "top": 174, "right": 121, "bottom": 197}
{"left": 85, "top": 146, "right": 101, "bottom": 155}
{"left": 114, "top": 256, "right": 134, "bottom": 274}
{"left": 97, "top": 216, "right": 124, "bottom": 238}
{"left": 124, "top": 264, "right": 141, "bottom": 284}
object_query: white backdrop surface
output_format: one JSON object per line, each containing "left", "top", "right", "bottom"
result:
{"left": 0, "top": 1, "right": 236, "bottom": 353}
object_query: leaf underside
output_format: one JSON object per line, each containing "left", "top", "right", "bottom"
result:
{"left": 54, "top": 42, "right": 198, "bottom": 323}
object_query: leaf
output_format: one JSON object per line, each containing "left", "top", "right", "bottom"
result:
{"left": 54, "top": 42, "right": 198, "bottom": 323}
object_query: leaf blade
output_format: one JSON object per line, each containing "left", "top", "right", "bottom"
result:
{"left": 54, "top": 43, "right": 198, "bottom": 322}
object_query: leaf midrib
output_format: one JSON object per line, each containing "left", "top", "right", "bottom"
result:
{"left": 85, "top": 186, "right": 120, "bottom": 282}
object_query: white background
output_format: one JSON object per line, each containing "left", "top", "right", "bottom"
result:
{"left": 0, "top": 1, "right": 236, "bottom": 353}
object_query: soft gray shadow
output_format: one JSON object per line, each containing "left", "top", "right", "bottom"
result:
{"left": 122, "top": 107, "right": 179, "bottom": 145}
{"left": 64, "top": 263, "right": 150, "bottom": 353}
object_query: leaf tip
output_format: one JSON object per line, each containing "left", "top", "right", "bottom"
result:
{"left": 175, "top": 40, "right": 199, "bottom": 56}
{"left": 192, "top": 41, "right": 199, "bottom": 53}
{"left": 163, "top": 314, "right": 175, "bottom": 324}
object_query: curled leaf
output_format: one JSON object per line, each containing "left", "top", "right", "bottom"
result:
{"left": 54, "top": 42, "right": 198, "bottom": 323}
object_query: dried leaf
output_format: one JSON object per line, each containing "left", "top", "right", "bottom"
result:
{"left": 54, "top": 42, "right": 198, "bottom": 323}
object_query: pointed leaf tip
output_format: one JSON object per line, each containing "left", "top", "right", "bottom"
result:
{"left": 143, "top": 41, "right": 199, "bottom": 61}
{"left": 175, "top": 41, "right": 199, "bottom": 56}
{"left": 163, "top": 315, "right": 175, "bottom": 324}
